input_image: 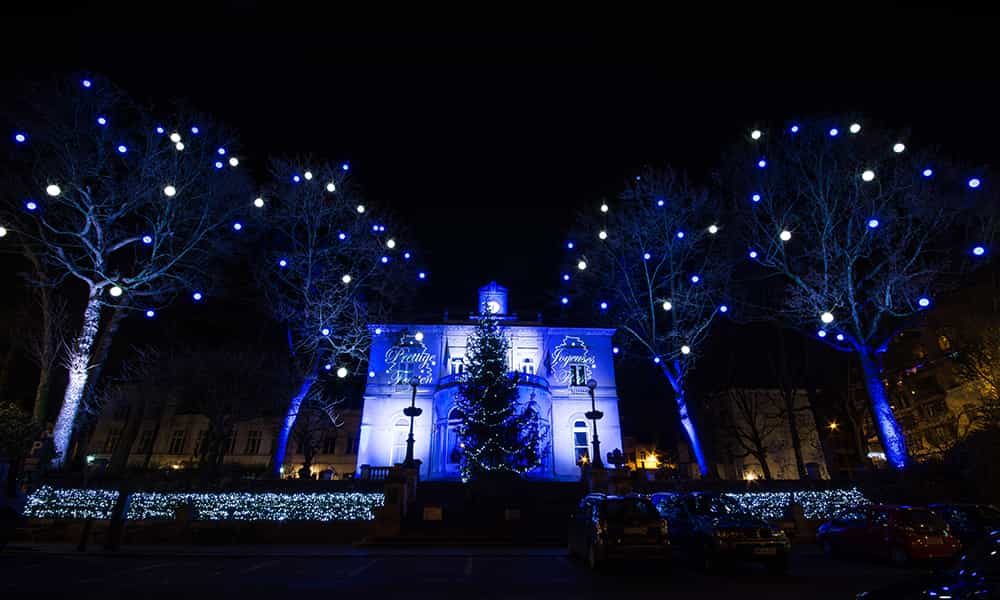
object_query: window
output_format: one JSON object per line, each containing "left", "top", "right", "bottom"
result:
{"left": 570, "top": 365, "right": 587, "bottom": 386}
{"left": 168, "top": 430, "right": 186, "bottom": 454}
{"left": 136, "top": 430, "right": 154, "bottom": 453}
{"left": 391, "top": 419, "right": 408, "bottom": 465}
{"left": 447, "top": 408, "right": 464, "bottom": 465}
{"left": 322, "top": 435, "right": 338, "bottom": 454}
{"left": 573, "top": 420, "right": 589, "bottom": 464}
{"left": 103, "top": 428, "right": 121, "bottom": 453}
{"left": 244, "top": 430, "right": 262, "bottom": 455}
{"left": 450, "top": 358, "right": 464, "bottom": 375}
{"left": 193, "top": 430, "right": 206, "bottom": 456}
{"left": 521, "top": 358, "right": 535, "bottom": 374}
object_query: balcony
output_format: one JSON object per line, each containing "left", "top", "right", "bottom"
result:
{"left": 436, "top": 372, "right": 549, "bottom": 391}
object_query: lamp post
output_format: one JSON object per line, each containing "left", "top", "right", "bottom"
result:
{"left": 403, "top": 376, "right": 423, "bottom": 468}
{"left": 585, "top": 378, "right": 604, "bottom": 469}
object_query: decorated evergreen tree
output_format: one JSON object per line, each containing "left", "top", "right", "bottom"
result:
{"left": 455, "top": 309, "right": 542, "bottom": 481}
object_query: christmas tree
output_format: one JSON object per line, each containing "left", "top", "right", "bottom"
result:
{"left": 455, "top": 309, "right": 542, "bottom": 481}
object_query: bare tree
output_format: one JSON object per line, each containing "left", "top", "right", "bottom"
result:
{"left": 733, "top": 119, "right": 996, "bottom": 469}
{"left": 723, "top": 388, "right": 785, "bottom": 480}
{"left": 289, "top": 400, "right": 344, "bottom": 478}
{"left": 563, "top": 167, "right": 731, "bottom": 476}
{"left": 258, "top": 159, "right": 418, "bottom": 476}
{"left": 0, "top": 75, "right": 253, "bottom": 465}
{"left": 948, "top": 322, "right": 1000, "bottom": 434}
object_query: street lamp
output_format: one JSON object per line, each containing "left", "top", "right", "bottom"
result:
{"left": 403, "top": 376, "right": 423, "bottom": 468}
{"left": 585, "top": 378, "right": 604, "bottom": 469}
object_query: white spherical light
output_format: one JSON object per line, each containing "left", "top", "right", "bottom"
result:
{"left": 169, "top": 132, "right": 181, "bottom": 143}
{"left": 680, "top": 345, "right": 691, "bottom": 355}
{"left": 326, "top": 183, "right": 336, "bottom": 192}
{"left": 45, "top": 184, "right": 61, "bottom": 197}
{"left": 414, "top": 331, "right": 424, "bottom": 342}
{"left": 163, "top": 185, "right": 177, "bottom": 197}
{"left": 821, "top": 311, "right": 834, "bottom": 324}
{"left": 600, "top": 203, "right": 608, "bottom": 213}
{"left": 386, "top": 238, "right": 396, "bottom": 249}
{"left": 0, "top": 226, "right": 7, "bottom": 238}
{"left": 662, "top": 300, "right": 672, "bottom": 311}
{"left": 849, "top": 123, "right": 861, "bottom": 134}
{"left": 341, "top": 274, "right": 352, "bottom": 284}
{"left": 779, "top": 230, "right": 792, "bottom": 242}
{"left": 356, "top": 205, "right": 365, "bottom": 213}
{"left": 109, "top": 286, "right": 123, "bottom": 297}
{"left": 304, "top": 171, "right": 313, "bottom": 180}
{"left": 598, "top": 230, "right": 607, "bottom": 240}
{"left": 893, "top": 143, "right": 905, "bottom": 154}
{"left": 862, "top": 170, "right": 875, "bottom": 182}
{"left": 577, "top": 260, "right": 587, "bottom": 271}
{"left": 336, "top": 367, "right": 348, "bottom": 379}
{"left": 174, "top": 142, "right": 184, "bottom": 151}
{"left": 708, "top": 224, "right": 718, "bottom": 234}
{"left": 254, "top": 197, "right": 264, "bottom": 208}
{"left": 229, "top": 157, "right": 239, "bottom": 167}
{"left": 486, "top": 300, "right": 501, "bottom": 314}
{"left": 751, "top": 129, "right": 762, "bottom": 140}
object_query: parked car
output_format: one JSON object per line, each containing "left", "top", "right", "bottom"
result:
{"left": 817, "top": 504, "right": 962, "bottom": 565}
{"left": 929, "top": 504, "right": 1000, "bottom": 549}
{"left": 567, "top": 493, "right": 671, "bottom": 570}
{"left": 651, "top": 492, "right": 791, "bottom": 574}
{"left": 856, "top": 529, "right": 1000, "bottom": 599}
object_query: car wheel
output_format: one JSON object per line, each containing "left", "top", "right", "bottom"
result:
{"left": 587, "top": 542, "right": 602, "bottom": 571}
{"left": 890, "top": 545, "right": 908, "bottom": 566}
{"left": 765, "top": 556, "right": 789, "bottom": 575}
{"left": 821, "top": 539, "right": 836, "bottom": 557}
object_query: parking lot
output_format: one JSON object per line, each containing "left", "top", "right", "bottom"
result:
{"left": 0, "top": 544, "right": 929, "bottom": 599}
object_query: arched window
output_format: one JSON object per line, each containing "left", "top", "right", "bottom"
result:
{"left": 573, "top": 420, "right": 589, "bottom": 464}
{"left": 391, "top": 418, "right": 409, "bottom": 465}
{"left": 521, "top": 358, "right": 535, "bottom": 374}
{"left": 447, "top": 408, "right": 464, "bottom": 465}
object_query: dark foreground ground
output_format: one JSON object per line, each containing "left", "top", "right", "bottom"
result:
{"left": 0, "top": 544, "right": 930, "bottom": 599}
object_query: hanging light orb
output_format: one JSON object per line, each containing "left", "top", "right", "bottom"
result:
{"left": 757, "top": 159, "right": 767, "bottom": 168}
{"left": 14, "top": 133, "right": 27, "bottom": 143}
{"left": 691, "top": 275, "right": 700, "bottom": 283}
{"left": 155, "top": 126, "right": 165, "bottom": 134}
{"left": 324, "top": 364, "right": 333, "bottom": 371}
{"left": 97, "top": 117, "right": 108, "bottom": 126}
{"left": 918, "top": 297, "right": 931, "bottom": 308}
{"left": 25, "top": 201, "right": 38, "bottom": 211}
{"left": 893, "top": 143, "right": 906, "bottom": 154}
{"left": 341, "top": 274, "right": 352, "bottom": 284}
{"left": 577, "top": 260, "right": 587, "bottom": 270}
{"left": 192, "top": 292, "right": 203, "bottom": 301}
{"left": 600, "top": 301, "right": 608, "bottom": 310}
{"left": 163, "top": 185, "right": 177, "bottom": 197}
{"left": 829, "top": 127, "right": 839, "bottom": 137}
{"left": 561, "top": 296, "right": 569, "bottom": 305}
{"left": 292, "top": 175, "right": 301, "bottom": 183}
{"left": 338, "top": 232, "right": 347, "bottom": 240}
{"left": 217, "top": 147, "right": 226, "bottom": 155}
{"left": 866, "top": 218, "right": 880, "bottom": 229}
{"left": 304, "top": 171, "right": 313, "bottom": 180}
{"left": 278, "top": 258, "right": 288, "bottom": 268}
{"left": 387, "top": 238, "right": 396, "bottom": 249}
{"left": 82, "top": 79, "right": 92, "bottom": 88}
{"left": 719, "top": 305, "right": 728, "bottom": 313}
{"left": 109, "top": 286, "right": 123, "bottom": 297}
{"left": 968, "top": 178, "right": 982, "bottom": 189}
{"left": 232, "top": 222, "right": 243, "bottom": 231}
{"left": 566, "top": 241, "right": 575, "bottom": 249}
{"left": 751, "top": 129, "right": 762, "bottom": 140}
{"left": 326, "top": 183, "right": 336, "bottom": 192}
{"left": 404, "top": 252, "right": 411, "bottom": 259}
{"left": 117, "top": 145, "right": 127, "bottom": 154}
{"left": 380, "top": 256, "right": 389, "bottom": 264}
{"left": 169, "top": 132, "right": 181, "bottom": 143}
{"left": 612, "top": 346, "right": 620, "bottom": 354}
{"left": 369, "top": 371, "right": 376, "bottom": 378}
{"left": 598, "top": 230, "right": 607, "bottom": 240}
{"left": 600, "top": 203, "right": 608, "bottom": 213}
{"left": 342, "top": 163, "right": 350, "bottom": 171}
{"left": 836, "top": 333, "right": 845, "bottom": 341}
{"left": 562, "top": 273, "right": 570, "bottom": 281}
{"left": 676, "top": 231, "right": 685, "bottom": 239}
{"left": 45, "top": 184, "right": 61, "bottom": 197}
{"left": 0, "top": 227, "right": 7, "bottom": 238}
{"left": 779, "top": 230, "right": 792, "bottom": 242}
{"left": 229, "top": 157, "right": 239, "bottom": 167}
{"left": 821, "top": 311, "right": 834, "bottom": 324}
{"left": 972, "top": 245, "right": 986, "bottom": 257}
{"left": 680, "top": 345, "right": 691, "bottom": 355}
{"left": 356, "top": 205, "right": 365, "bottom": 213}
{"left": 414, "top": 331, "right": 424, "bottom": 341}
{"left": 254, "top": 197, "right": 265, "bottom": 208}
{"left": 922, "top": 168, "right": 933, "bottom": 178}
{"left": 749, "top": 250, "right": 758, "bottom": 259}
{"left": 861, "top": 170, "right": 875, "bottom": 182}
{"left": 418, "top": 272, "right": 427, "bottom": 280}
{"left": 374, "top": 327, "right": 382, "bottom": 335}
{"left": 657, "top": 199, "right": 665, "bottom": 207}
{"left": 708, "top": 224, "right": 718, "bottom": 234}
{"left": 849, "top": 123, "right": 861, "bottom": 134}
{"left": 320, "top": 327, "right": 331, "bottom": 336}
{"left": 336, "top": 367, "right": 349, "bottom": 378}
{"left": 662, "top": 300, "right": 672, "bottom": 311}
{"left": 790, "top": 124, "right": 800, "bottom": 133}
{"left": 817, "top": 330, "right": 828, "bottom": 338}
{"left": 653, "top": 356, "right": 661, "bottom": 364}
{"left": 145, "top": 310, "right": 155, "bottom": 318}
{"left": 643, "top": 252, "right": 651, "bottom": 260}
{"left": 174, "top": 142, "right": 184, "bottom": 151}
{"left": 142, "top": 235, "right": 153, "bottom": 245}
{"left": 751, "top": 193, "right": 761, "bottom": 203}
{"left": 190, "top": 126, "right": 200, "bottom": 134}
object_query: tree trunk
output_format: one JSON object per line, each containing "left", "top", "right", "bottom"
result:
{"left": 775, "top": 330, "right": 808, "bottom": 479}
{"left": 272, "top": 374, "right": 317, "bottom": 478}
{"left": 668, "top": 382, "right": 709, "bottom": 477}
{"left": 754, "top": 452, "right": 773, "bottom": 480}
{"left": 33, "top": 367, "right": 51, "bottom": 424}
{"left": 857, "top": 348, "right": 909, "bottom": 469}
{"left": 51, "top": 289, "right": 102, "bottom": 467}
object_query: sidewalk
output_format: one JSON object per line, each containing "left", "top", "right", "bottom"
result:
{"left": 1, "top": 542, "right": 569, "bottom": 558}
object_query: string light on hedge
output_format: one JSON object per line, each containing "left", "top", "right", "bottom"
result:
{"left": 893, "top": 143, "right": 906, "bottom": 154}
{"left": 849, "top": 123, "right": 861, "bottom": 134}
{"left": 968, "top": 178, "right": 981, "bottom": 189}
{"left": 46, "top": 184, "right": 61, "bottom": 197}
{"left": 821, "top": 311, "right": 834, "bottom": 324}
{"left": 862, "top": 170, "right": 875, "bottom": 182}
{"left": 109, "top": 286, "right": 123, "bottom": 297}
{"left": 254, "top": 197, "right": 265, "bottom": 208}
{"left": 972, "top": 245, "right": 986, "bottom": 257}
{"left": 662, "top": 300, "right": 673, "bottom": 311}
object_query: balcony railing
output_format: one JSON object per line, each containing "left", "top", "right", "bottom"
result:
{"left": 436, "top": 371, "right": 549, "bottom": 391}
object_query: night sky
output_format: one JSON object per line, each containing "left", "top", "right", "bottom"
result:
{"left": 3, "top": 8, "right": 1000, "bottom": 442}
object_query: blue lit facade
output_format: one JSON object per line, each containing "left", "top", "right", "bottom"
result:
{"left": 356, "top": 282, "right": 624, "bottom": 481}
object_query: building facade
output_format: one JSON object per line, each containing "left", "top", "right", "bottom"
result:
{"left": 356, "top": 282, "right": 624, "bottom": 481}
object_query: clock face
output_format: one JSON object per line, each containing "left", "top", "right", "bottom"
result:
{"left": 486, "top": 300, "right": 501, "bottom": 314}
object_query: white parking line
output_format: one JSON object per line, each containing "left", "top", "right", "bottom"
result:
{"left": 345, "top": 559, "right": 378, "bottom": 579}
{"left": 239, "top": 560, "right": 281, "bottom": 575}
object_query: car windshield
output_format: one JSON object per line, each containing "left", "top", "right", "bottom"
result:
{"left": 900, "top": 510, "right": 947, "bottom": 531}
{"left": 688, "top": 495, "right": 743, "bottom": 516}
{"left": 603, "top": 499, "right": 658, "bottom": 521}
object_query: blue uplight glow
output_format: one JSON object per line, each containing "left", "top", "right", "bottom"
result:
{"left": 922, "top": 168, "right": 933, "bottom": 178}
{"left": 561, "top": 297, "right": 569, "bottom": 305}
{"left": 973, "top": 246, "right": 986, "bottom": 257}
{"left": 752, "top": 193, "right": 761, "bottom": 203}
{"left": 828, "top": 128, "right": 839, "bottom": 137}
{"left": 25, "top": 200, "right": 37, "bottom": 211}
{"left": 141, "top": 235, "right": 153, "bottom": 245}
{"left": 97, "top": 116, "right": 107, "bottom": 126}
{"left": 790, "top": 124, "right": 800, "bottom": 133}
{"left": 757, "top": 159, "right": 767, "bottom": 168}
{"left": 643, "top": 252, "right": 651, "bottom": 260}
{"left": 918, "top": 297, "right": 931, "bottom": 308}
{"left": 968, "top": 178, "right": 982, "bottom": 189}
{"left": 232, "top": 222, "right": 243, "bottom": 231}
{"left": 192, "top": 292, "right": 203, "bottom": 301}
{"left": 14, "top": 132, "right": 26, "bottom": 143}
{"left": 868, "top": 218, "right": 879, "bottom": 229}
{"left": 278, "top": 259, "right": 288, "bottom": 268}
{"left": 145, "top": 310, "right": 155, "bottom": 318}
{"left": 116, "top": 145, "right": 127, "bottom": 154}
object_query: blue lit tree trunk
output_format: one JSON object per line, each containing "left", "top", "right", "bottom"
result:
{"left": 660, "top": 364, "right": 709, "bottom": 476}
{"left": 857, "top": 348, "right": 908, "bottom": 468}
{"left": 273, "top": 372, "right": 318, "bottom": 475}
